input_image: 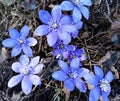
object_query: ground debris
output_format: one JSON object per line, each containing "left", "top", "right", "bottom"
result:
{"left": 98, "top": 51, "right": 119, "bottom": 68}
{"left": 0, "top": 48, "right": 7, "bottom": 64}
{"left": 0, "top": 0, "right": 15, "bottom": 6}
{"left": 0, "top": 0, "right": 120, "bottom": 101}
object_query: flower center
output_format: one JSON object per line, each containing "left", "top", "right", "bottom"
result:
{"left": 17, "top": 37, "right": 25, "bottom": 44}
{"left": 73, "top": 0, "right": 80, "bottom": 5}
{"left": 69, "top": 71, "right": 78, "bottom": 79}
{"left": 20, "top": 67, "right": 30, "bottom": 75}
{"left": 59, "top": 44, "right": 64, "bottom": 49}
{"left": 73, "top": 0, "right": 83, "bottom": 7}
{"left": 52, "top": 23, "right": 57, "bottom": 29}
{"left": 23, "top": 69, "right": 29, "bottom": 75}
{"left": 100, "top": 79, "right": 110, "bottom": 92}
{"left": 75, "top": 1, "right": 79, "bottom": 5}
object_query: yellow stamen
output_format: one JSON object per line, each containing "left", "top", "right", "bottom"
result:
{"left": 52, "top": 23, "right": 57, "bottom": 29}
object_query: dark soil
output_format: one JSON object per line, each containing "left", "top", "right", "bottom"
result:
{"left": 0, "top": 0, "right": 120, "bottom": 101}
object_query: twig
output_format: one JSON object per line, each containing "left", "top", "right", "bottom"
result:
{"left": 105, "top": 0, "right": 110, "bottom": 16}
{"left": 114, "top": 0, "right": 119, "bottom": 15}
{"left": 37, "top": 0, "right": 47, "bottom": 54}
{"left": 43, "top": 0, "right": 47, "bottom": 9}
{"left": 86, "top": 31, "right": 110, "bottom": 42}
{"left": 84, "top": 39, "right": 92, "bottom": 70}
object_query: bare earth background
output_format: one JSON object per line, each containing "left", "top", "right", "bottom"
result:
{"left": 0, "top": 0, "right": 120, "bottom": 101}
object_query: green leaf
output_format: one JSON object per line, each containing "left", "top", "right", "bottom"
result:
{"left": 0, "top": 0, "right": 15, "bottom": 6}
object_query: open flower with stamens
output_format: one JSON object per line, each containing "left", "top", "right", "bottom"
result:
{"left": 60, "top": 0, "right": 92, "bottom": 21}
{"left": 84, "top": 66, "right": 113, "bottom": 101}
{"left": 52, "top": 58, "right": 89, "bottom": 92}
{"left": 2, "top": 25, "right": 37, "bottom": 57}
{"left": 8, "top": 55, "right": 44, "bottom": 95}
{"left": 34, "top": 6, "right": 77, "bottom": 46}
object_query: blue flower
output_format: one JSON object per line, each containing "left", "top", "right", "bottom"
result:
{"left": 52, "top": 41, "right": 76, "bottom": 59}
{"left": 68, "top": 47, "right": 87, "bottom": 64}
{"left": 8, "top": 55, "right": 44, "bottom": 95}
{"left": 60, "top": 0, "right": 92, "bottom": 21}
{"left": 52, "top": 58, "right": 89, "bottom": 92}
{"left": 71, "top": 20, "right": 83, "bottom": 38}
{"left": 34, "top": 6, "right": 77, "bottom": 46}
{"left": 84, "top": 66, "right": 114, "bottom": 101}
{"left": 2, "top": 25, "right": 37, "bottom": 57}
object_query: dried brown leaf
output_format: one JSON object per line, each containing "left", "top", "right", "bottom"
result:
{"left": 98, "top": 51, "right": 111, "bottom": 64}
{"left": 110, "top": 20, "right": 120, "bottom": 44}
{"left": 98, "top": 51, "right": 119, "bottom": 79}
{"left": 111, "top": 66, "right": 119, "bottom": 79}
{"left": 111, "top": 20, "right": 120, "bottom": 30}
{"left": 62, "top": 87, "right": 70, "bottom": 101}
{"left": 98, "top": 51, "right": 119, "bottom": 68}
{"left": 23, "top": 0, "right": 36, "bottom": 10}
{"left": 0, "top": 48, "right": 7, "bottom": 64}
{"left": 81, "top": 31, "right": 89, "bottom": 39}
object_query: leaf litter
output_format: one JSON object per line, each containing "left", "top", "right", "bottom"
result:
{"left": 0, "top": 0, "right": 120, "bottom": 101}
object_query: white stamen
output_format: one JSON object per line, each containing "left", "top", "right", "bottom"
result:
{"left": 52, "top": 23, "right": 57, "bottom": 29}
{"left": 100, "top": 79, "right": 110, "bottom": 92}
{"left": 17, "top": 37, "right": 25, "bottom": 44}
{"left": 69, "top": 71, "right": 78, "bottom": 79}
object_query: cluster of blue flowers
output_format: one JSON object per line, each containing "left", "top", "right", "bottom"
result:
{"left": 2, "top": 0, "right": 114, "bottom": 101}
